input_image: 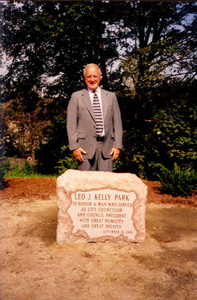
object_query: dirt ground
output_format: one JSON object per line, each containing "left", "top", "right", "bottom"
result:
{"left": 0, "top": 178, "right": 197, "bottom": 300}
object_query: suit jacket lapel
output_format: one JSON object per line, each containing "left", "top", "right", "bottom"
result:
{"left": 101, "top": 89, "right": 108, "bottom": 121}
{"left": 81, "top": 88, "right": 108, "bottom": 122}
{"left": 81, "top": 89, "right": 95, "bottom": 119}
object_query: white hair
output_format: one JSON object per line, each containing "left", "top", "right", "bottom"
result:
{"left": 83, "top": 63, "right": 101, "bottom": 76}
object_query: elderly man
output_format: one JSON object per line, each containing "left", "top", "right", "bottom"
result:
{"left": 67, "top": 63, "right": 122, "bottom": 171}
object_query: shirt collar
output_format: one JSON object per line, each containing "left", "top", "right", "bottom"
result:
{"left": 88, "top": 87, "right": 100, "bottom": 94}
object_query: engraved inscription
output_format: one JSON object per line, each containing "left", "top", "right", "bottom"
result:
{"left": 68, "top": 189, "right": 137, "bottom": 239}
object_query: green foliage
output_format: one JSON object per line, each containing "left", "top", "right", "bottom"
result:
{"left": 155, "top": 163, "right": 197, "bottom": 197}
{"left": 116, "top": 80, "right": 197, "bottom": 183}
{"left": 2, "top": 1, "right": 117, "bottom": 104}
{"left": 1, "top": 0, "right": 197, "bottom": 193}
{"left": 36, "top": 116, "right": 68, "bottom": 175}
{"left": 2, "top": 92, "right": 50, "bottom": 160}
{"left": 5, "top": 161, "right": 36, "bottom": 178}
{"left": 0, "top": 154, "right": 9, "bottom": 189}
{"left": 152, "top": 81, "right": 197, "bottom": 171}
{"left": 55, "top": 146, "right": 78, "bottom": 175}
{"left": 114, "top": 129, "right": 149, "bottom": 179}
{"left": 120, "top": 2, "right": 196, "bottom": 121}
{"left": 2, "top": 1, "right": 196, "bottom": 118}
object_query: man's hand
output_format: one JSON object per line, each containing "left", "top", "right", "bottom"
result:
{"left": 72, "top": 148, "right": 87, "bottom": 162}
{"left": 110, "top": 148, "right": 120, "bottom": 161}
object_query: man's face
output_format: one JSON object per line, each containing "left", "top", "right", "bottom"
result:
{"left": 84, "top": 65, "right": 101, "bottom": 91}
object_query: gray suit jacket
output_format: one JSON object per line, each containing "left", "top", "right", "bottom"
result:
{"left": 67, "top": 88, "right": 122, "bottom": 159}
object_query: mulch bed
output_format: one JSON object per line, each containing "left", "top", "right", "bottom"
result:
{"left": 0, "top": 178, "right": 196, "bottom": 207}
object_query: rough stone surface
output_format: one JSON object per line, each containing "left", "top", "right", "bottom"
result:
{"left": 56, "top": 169, "right": 147, "bottom": 244}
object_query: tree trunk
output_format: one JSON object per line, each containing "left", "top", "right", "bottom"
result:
{"left": 93, "top": 2, "right": 109, "bottom": 90}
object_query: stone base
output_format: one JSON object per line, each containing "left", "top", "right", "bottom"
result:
{"left": 56, "top": 170, "right": 147, "bottom": 244}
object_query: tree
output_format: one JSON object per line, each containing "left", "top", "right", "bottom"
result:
{"left": 2, "top": 92, "right": 50, "bottom": 163}
{"left": 120, "top": 2, "right": 197, "bottom": 123}
{"left": 1, "top": 1, "right": 197, "bottom": 176}
{"left": 2, "top": 2, "right": 118, "bottom": 103}
{"left": 152, "top": 79, "right": 197, "bottom": 170}
{"left": 3, "top": 1, "right": 196, "bottom": 112}
{"left": 2, "top": 1, "right": 117, "bottom": 163}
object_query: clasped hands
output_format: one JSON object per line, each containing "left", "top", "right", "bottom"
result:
{"left": 73, "top": 147, "right": 120, "bottom": 162}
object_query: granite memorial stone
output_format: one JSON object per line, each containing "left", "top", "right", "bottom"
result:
{"left": 56, "top": 169, "right": 147, "bottom": 244}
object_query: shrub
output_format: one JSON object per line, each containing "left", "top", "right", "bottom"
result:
{"left": 151, "top": 85, "right": 197, "bottom": 172}
{"left": 156, "top": 163, "right": 197, "bottom": 197}
{"left": 113, "top": 129, "right": 149, "bottom": 178}
{"left": 0, "top": 155, "right": 9, "bottom": 189}
{"left": 36, "top": 116, "right": 68, "bottom": 175}
{"left": 55, "top": 146, "right": 78, "bottom": 175}
{"left": 5, "top": 160, "right": 36, "bottom": 178}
